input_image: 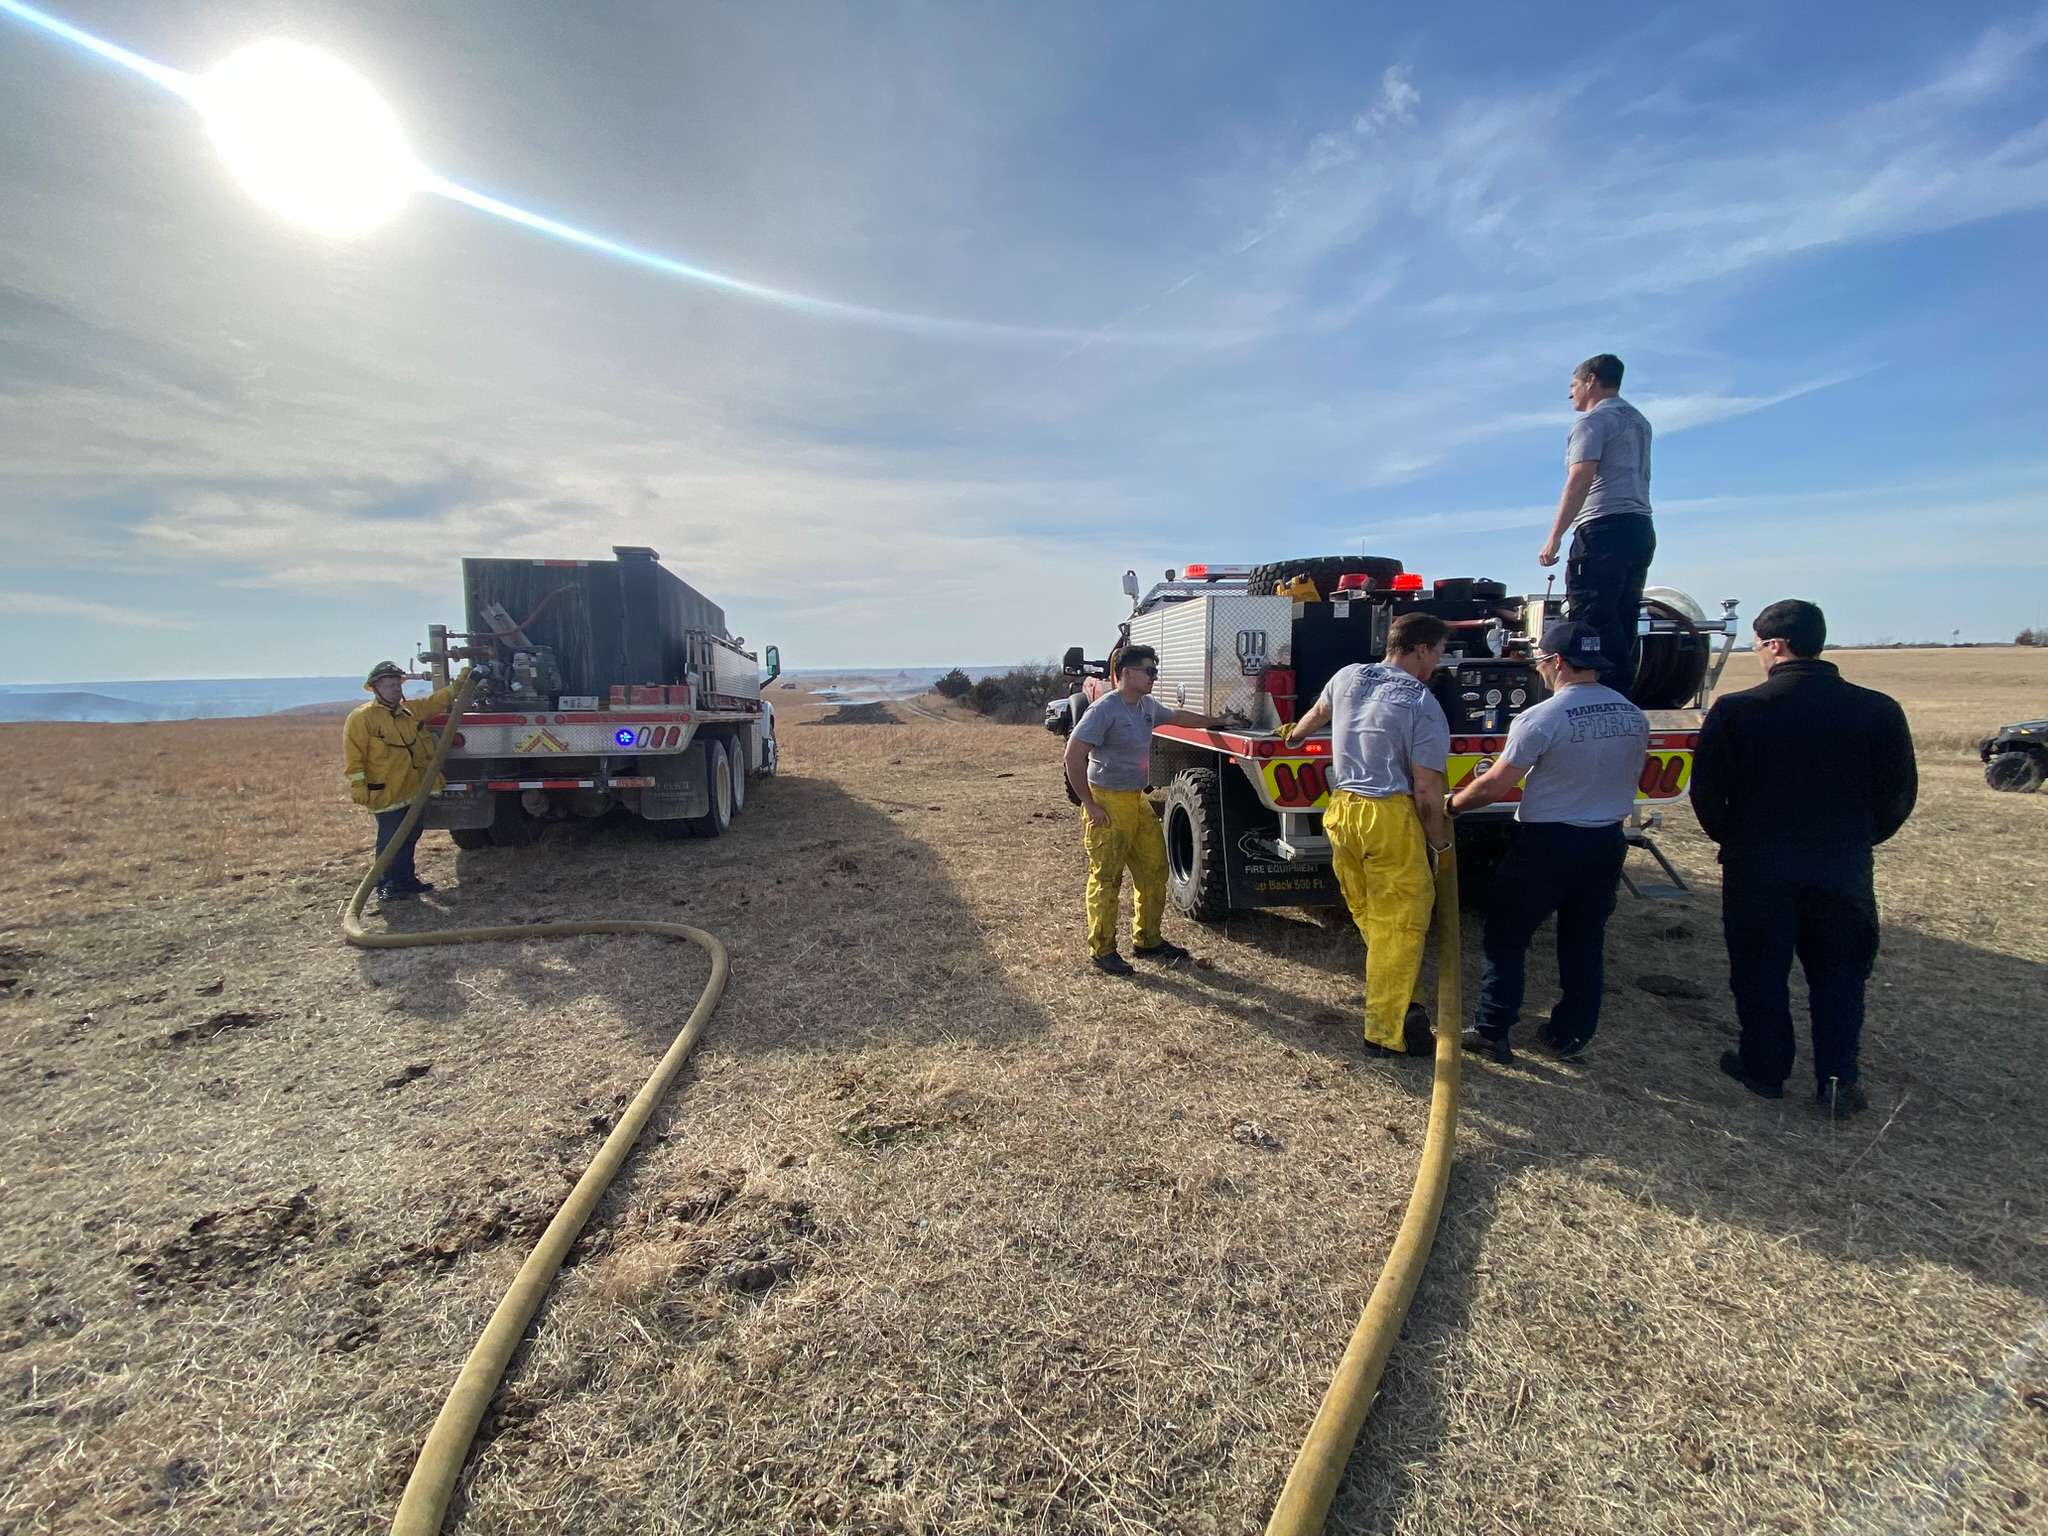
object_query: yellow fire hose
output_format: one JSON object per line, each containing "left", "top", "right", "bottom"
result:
{"left": 343, "top": 672, "right": 731, "bottom": 1536}
{"left": 1265, "top": 851, "right": 1463, "bottom": 1534}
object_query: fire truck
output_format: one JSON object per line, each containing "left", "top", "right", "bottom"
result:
{"left": 414, "top": 546, "right": 778, "bottom": 847}
{"left": 1048, "top": 555, "right": 1738, "bottom": 917}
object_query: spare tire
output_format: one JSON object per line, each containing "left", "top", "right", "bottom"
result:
{"left": 1246, "top": 555, "right": 1404, "bottom": 596}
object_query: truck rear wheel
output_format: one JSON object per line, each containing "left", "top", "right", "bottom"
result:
{"left": 690, "top": 746, "right": 735, "bottom": 837}
{"left": 1164, "top": 768, "right": 1230, "bottom": 921}
{"left": 1247, "top": 555, "right": 1404, "bottom": 596}
{"left": 487, "top": 794, "right": 546, "bottom": 848}
{"left": 1986, "top": 750, "right": 2045, "bottom": 793}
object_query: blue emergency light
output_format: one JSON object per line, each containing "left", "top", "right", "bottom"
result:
{"left": 615, "top": 729, "right": 636, "bottom": 747}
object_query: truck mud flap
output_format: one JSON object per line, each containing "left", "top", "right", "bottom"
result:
{"left": 1220, "top": 767, "right": 1342, "bottom": 910}
{"left": 423, "top": 789, "right": 494, "bottom": 831}
{"left": 640, "top": 742, "right": 710, "bottom": 821}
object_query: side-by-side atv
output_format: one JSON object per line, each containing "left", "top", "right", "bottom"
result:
{"left": 1046, "top": 554, "right": 1739, "bottom": 917}
{"left": 1980, "top": 718, "right": 2047, "bottom": 793}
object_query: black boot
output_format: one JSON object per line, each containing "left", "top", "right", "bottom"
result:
{"left": 1719, "top": 1050, "right": 1784, "bottom": 1100}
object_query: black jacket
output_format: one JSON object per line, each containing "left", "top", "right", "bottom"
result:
{"left": 1691, "top": 659, "right": 1917, "bottom": 863}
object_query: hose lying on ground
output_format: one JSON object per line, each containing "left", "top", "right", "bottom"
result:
{"left": 1265, "top": 851, "right": 1463, "bottom": 1535}
{"left": 343, "top": 672, "right": 731, "bottom": 1536}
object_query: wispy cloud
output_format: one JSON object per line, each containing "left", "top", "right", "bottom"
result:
{"left": 1, "top": 591, "right": 200, "bottom": 630}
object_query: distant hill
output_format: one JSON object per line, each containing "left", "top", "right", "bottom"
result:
{"left": 0, "top": 692, "right": 180, "bottom": 724}
{"left": 277, "top": 700, "right": 362, "bottom": 716}
{"left": 0, "top": 676, "right": 365, "bottom": 723}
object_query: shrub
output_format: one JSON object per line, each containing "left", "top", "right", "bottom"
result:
{"left": 960, "top": 662, "right": 1072, "bottom": 724}
{"left": 933, "top": 668, "right": 974, "bottom": 699}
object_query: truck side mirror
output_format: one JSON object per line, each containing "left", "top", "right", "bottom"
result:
{"left": 1062, "top": 645, "right": 1086, "bottom": 674}
{"left": 764, "top": 644, "right": 781, "bottom": 682}
{"left": 1122, "top": 570, "right": 1140, "bottom": 601}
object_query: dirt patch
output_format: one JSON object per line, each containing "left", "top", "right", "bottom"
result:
{"left": 127, "top": 1188, "right": 319, "bottom": 1302}
{"left": 808, "top": 702, "right": 900, "bottom": 726}
{"left": 355, "top": 1188, "right": 555, "bottom": 1285}
{"left": 150, "top": 1009, "right": 271, "bottom": 1048}
{"left": 1633, "top": 973, "right": 1709, "bottom": 1000}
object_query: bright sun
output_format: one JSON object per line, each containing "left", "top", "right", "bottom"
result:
{"left": 197, "top": 40, "right": 421, "bottom": 237}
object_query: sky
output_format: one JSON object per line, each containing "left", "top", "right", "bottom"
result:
{"left": 2, "top": 0, "right": 2045, "bottom": 684}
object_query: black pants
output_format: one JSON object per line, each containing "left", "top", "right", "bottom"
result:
{"left": 1567, "top": 514, "right": 1655, "bottom": 686}
{"left": 1721, "top": 856, "right": 1879, "bottom": 1089}
{"left": 373, "top": 806, "right": 425, "bottom": 891}
{"left": 1476, "top": 822, "right": 1626, "bottom": 1046}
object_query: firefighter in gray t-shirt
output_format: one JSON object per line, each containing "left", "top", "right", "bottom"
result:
{"left": 1537, "top": 352, "right": 1656, "bottom": 686}
{"left": 1448, "top": 621, "right": 1649, "bottom": 1064}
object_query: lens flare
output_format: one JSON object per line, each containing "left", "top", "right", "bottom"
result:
{"left": 0, "top": 0, "right": 1217, "bottom": 344}
{"left": 198, "top": 40, "right": 422, "bottom": 237}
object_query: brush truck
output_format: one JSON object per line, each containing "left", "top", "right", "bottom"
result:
{"left": 1048, "top": 555, "right": 1738, "bottom": 916}
{"left": 416, "top": 545, "right": 778, "bottom": 847}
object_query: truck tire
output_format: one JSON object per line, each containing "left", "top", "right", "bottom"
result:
{"left": 724, "top": 736, "right": 747, "bottom": 815}
{"left": 1164, "top": 768, "right": 1230, "bottom": 921}
{"left": 690, "top": 744, "right": 735, "bottom": 838}
{"left": 450, "top": 826, "right": 492, "bottom": 851}
{"left": 487, "top": 794, "right": 546, "bottom": 848}
{"left": 1246, "top": 555, "right": 1404, "bottom": 597}
{"left": 1986, "top": 750, "right": 2045, "bottom": 793}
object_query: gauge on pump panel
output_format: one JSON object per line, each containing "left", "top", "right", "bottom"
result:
{"left": 1510, "top": 688, "right": 1527, "bottom": 706}
{"left": 1484, "top": 688, "right": 1502, "bottom": 706}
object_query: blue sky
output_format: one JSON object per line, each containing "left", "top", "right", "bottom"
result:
{"left": 2, "top": 0, "right": 2045, "bottom": 683}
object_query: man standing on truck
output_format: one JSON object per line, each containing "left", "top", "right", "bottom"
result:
{"left": 1064, "top": 645, "right": 1221, "bottom": 975}
{"left": 343, "top": 660, "right": 464, "bottom": 902}
{"left": 1283, "top": 613, "right": 1452, "bottom": 1058}
{"left": 1538, "top": 353, "right": 1654, "bottom": 687}
{"left": 1447, "top": 622, "right": 1648, "bottom": 1065}
{"left": 1691, "top": 600, "right": 1917, "bottom": 1118}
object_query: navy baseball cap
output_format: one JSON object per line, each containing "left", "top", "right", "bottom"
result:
{"left": 1536, "top": 620, "right": 1614, "bottom": 673}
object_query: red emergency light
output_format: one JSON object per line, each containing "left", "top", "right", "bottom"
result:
{"left": 1390, "top": 572, "right": 1425, "bottom": 591}
{"left": 1183, "top": 563, "right": 1210, "bottom": 579}
{"left": 1334, "top": 573, "right": 1373, "bottom": 592}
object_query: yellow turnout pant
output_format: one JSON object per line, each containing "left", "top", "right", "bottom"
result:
{"left": 1324, "top": 789, "right": 1435, "bottom": 1049}
{"left": 1082, "top": 789, "right": 1167, "bottom": 957}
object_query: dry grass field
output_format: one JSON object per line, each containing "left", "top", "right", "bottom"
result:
{"left": 1, "top": 648, "right": 2043, "bottom": 1535}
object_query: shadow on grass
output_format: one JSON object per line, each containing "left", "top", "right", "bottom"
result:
{"left": 348, "top": 771, "right": 1052, "bottom": 1057}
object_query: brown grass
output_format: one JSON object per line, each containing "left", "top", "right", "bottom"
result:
{"left": 1, "top": 656, "right": 2044, "bottom": 1535}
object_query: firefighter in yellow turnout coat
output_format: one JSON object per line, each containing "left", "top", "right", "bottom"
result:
{"left": 1284, "top": 613, "right": 1453, "bottom": 1056}
{"left": 343, "top": 660, "right": 464, "bottom": 901}
{"left": 1062, "top": 645, "right": 1221, "bottom": 975}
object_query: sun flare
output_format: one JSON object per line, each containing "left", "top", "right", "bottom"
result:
{"left": 197, "top": 39, "right": 420, "bottom": 237}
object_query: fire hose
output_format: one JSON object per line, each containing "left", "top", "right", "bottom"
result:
{"left": 350, "top": 673, "right": 1456, "bottom": 1532}
{"left": 343, "top": 671, "right": 731, "bottom": 1536}
{"left": 1266, "top": 852, "right": 1463, "bottom": 1534}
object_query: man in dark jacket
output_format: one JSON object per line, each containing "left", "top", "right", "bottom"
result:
{"left": 1691, "top": 600, "right": 1917, "bottom": 1116}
